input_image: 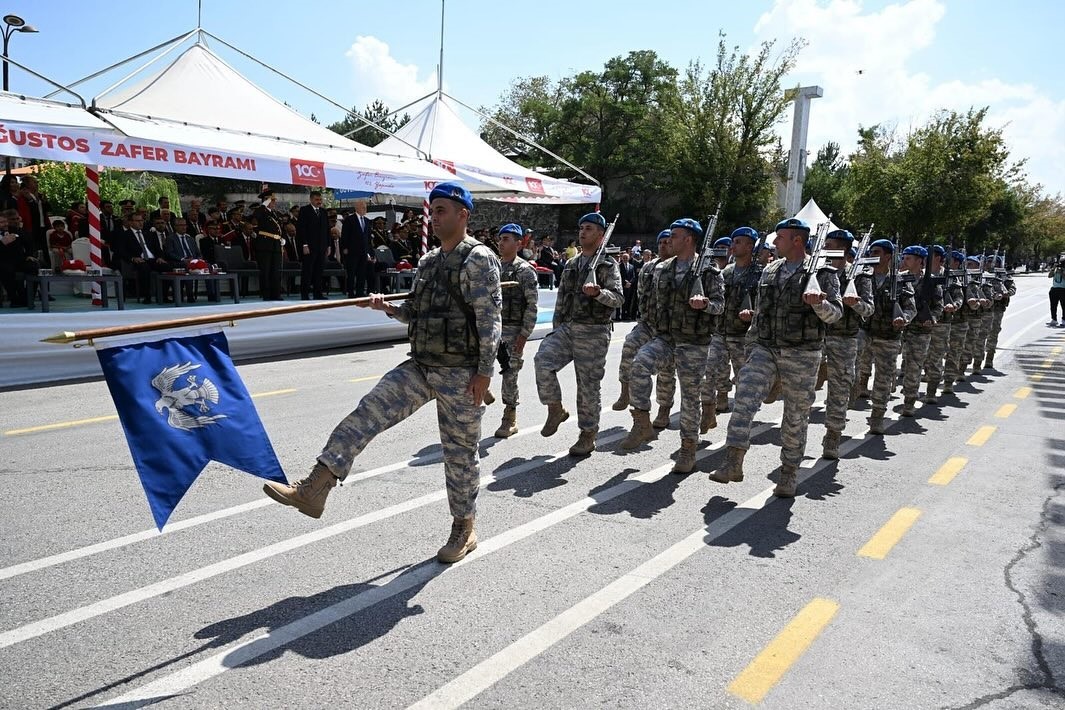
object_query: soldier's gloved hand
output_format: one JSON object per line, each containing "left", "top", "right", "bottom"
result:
{"left": 467, "top": 373, "right": 491, "bottom": 406}
{"left": 892, "top": 317, "right": 907, "bottom": 329}
{"left": 843, "top": 295, "right": 860, "bottom": 307}
{"left": 739, "top": 309, "right": 754, "bottom": 322}
{"left": 582, "top": 283, "right": 601, "bottom": 297}
{"left": 967, "top": 298, "right": 979, "bottom": 309}
{"left": 688, "top": 295, "right": 709, "bottom": 310}
{"left": 980, "top": 299, "right": 991, "bottom": 307}
{"left": 802, "top": 291, "right": 826, "bottom": 305}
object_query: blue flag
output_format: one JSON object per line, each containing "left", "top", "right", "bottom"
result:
{"left": 97, "top": 330, "right": 287, "bottom": 529}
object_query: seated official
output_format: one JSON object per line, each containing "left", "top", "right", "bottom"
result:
{"left": 119, "top": 214, "right": 171, "bottom": 303}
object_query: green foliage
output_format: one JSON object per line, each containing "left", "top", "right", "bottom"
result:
{"left": 326, "top": 100, "right": 411, "bottom": 148}
{"left": 33, "top": 162, "right": 88, "bottom": 212}
{"left": 33, "top": 163, "right": 182, "bottom": 215}
{"left": 801, "top": 141, "right": 849, "bottom": 220}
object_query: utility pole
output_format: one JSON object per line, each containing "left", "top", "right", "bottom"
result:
{"left": 782, "top": 85, "right": 822, "bottom": 217}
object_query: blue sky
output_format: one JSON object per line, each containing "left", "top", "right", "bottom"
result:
{"left": 5, "top": 0, "right": 1063, "bottom": 194}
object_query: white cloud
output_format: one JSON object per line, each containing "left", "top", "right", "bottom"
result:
{"left": 756, "top": 0, "right": 1065, "bottom": 195}
{"left": 344, "top": 35, "right": 440, "bottom": 112}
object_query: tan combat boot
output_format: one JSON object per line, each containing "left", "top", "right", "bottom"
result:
{"left": 700, "top": 405, "right": 717, "bottom": 434}
{"left": 611, "top": 382, "right": 630, "bottom": 411}
{"left": 773, "top": 465, "right": 798, "bottom": 498}
{"left": 943, "top": 379, "right": 954, "bottom": 394}
{"left": 925, "top": 380, "right": 939, "bottom": 404}
{"left": 262, "top": 462, "right": 339, "bottom": 519}
{"left": 901, "top": 397, "right": 917, "bottom": 417}
{"left": 763, "top": 377, "right": 782, "bottom": 404}
{"left": 482, "top": 389, "right": 495, "bottom": 405}
{"left": 652, "top": 405, "right": 671, "bottom": 429}
{"left": 821, "top": 429, "right": 842, "bottom": 460}
{"left": 716, "top": 392, "right": 731, "bottom": 413}
{"left": 437, "top": 516, "right": 477, "bottom": 563}
{"left": 709, "top": 446, "right": 745, "bottom": 483}
{"left": 868, "top": 407, "right": 887, "bottom": 435}
{"left": 540, "top": 402, "right": 570, "bottom": 436}
{"left": 620, "top": 409, "right": 655, "bottom": 449}
{"left": 569, "top": 429, "right": 597, "bottom": 456}
{"left": 671, "top": 438, "right": 698, "bottom": 475}
{"left": 494, "top": 405, "right": 518, "bottom": 438}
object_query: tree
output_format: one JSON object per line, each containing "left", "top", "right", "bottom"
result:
{"left": 33, "top": 163, "right": 178, "bottom": 214}
{"left": 802, "top": 141, "right": 849, "bottom": 220}
{"left": 326, "top": 99, "right": 411, "bottom": 148}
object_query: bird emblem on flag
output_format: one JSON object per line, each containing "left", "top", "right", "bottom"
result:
{"left": 151, "top": 362, "right": 228, "bottom": 431}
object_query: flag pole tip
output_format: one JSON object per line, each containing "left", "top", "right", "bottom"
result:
{"left": 41, "top": 331, "right": 77, "bottom": 344}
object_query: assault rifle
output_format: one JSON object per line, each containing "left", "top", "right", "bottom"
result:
{"left": 738, "top": 231, "right": 766, "bottom": 313}
{"left": 802, "top": 217, "right": 842, "bottom": 297}
{"left": 889, "top": 234, "right": 910, "bottom": 321}
{"left": 843, "top": 224, "right": 877, "bottom": 299}
{"left": 584, "top": 213, "right": 620, "bottom": 288}
{"left": 690, "top": 200, "right": 725, "bottom": 298}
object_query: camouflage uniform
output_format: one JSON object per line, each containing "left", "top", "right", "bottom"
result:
{"left": 899, "top": 274, "right": 943, "bottom": 403}
{"left": 823, "top": 269, "right": 874, "bottom": 432}
{"left": 535, "top": 253, "right": 624, "bottom": 432}
{"left": 923, "top": 268, "right": 963, "bottom": 391}
{"left": 617, "top": 257, "right": 676, "bottom": 408}
{"left": 498, "top": 256, "right": 539, "bottom": 406}
{"left": 857, "top": 273, "right": 916, "bottom": 412}
{"left": 984, "top": 272, "right": 1015, "bottom": 363}
{"left": 701, "top": 261, "right": 761, "bottom": 410}
{"left": 631, "top": 257, "right": 724, "bottom": 440}
{"left": 318, "top": 237, "right": 502, "bottom": 518}
{"left": 725, "top": 258, "right": 842, "bottom": 467}
{"left": 945, "top": 275, "right": 981, "bottom": 382}
{"left": 963, "top": 279, "right": 995, "bottom": 371}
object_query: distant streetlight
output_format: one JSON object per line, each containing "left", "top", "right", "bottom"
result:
{"left": 3, "top": 14, "right": 39, "bottom": 176}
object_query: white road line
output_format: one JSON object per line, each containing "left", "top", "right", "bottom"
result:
{"left": 0, "top": 424, "right": 640, "bottom": 649}
{"left": 92, "top": 421, "right": 782, "bottom": 708}
{"left": 1000, "top": 300, "right": 1059, "bottom": 349}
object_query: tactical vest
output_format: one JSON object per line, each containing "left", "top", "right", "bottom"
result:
{"left": 636, "top": 257, "right": 660, "bottom": 322}
{"left": 557, "top": 255, "right": 616, "bottom": 325}
{"left": 408, "top": 237, "right": 481, "bottom": 367}
{"left": 864, "top": 274, "right": 905, "bottom": 340}
{"left": 754, "top": 258, "right": 827, "bottom": 350}
{"left": 826, "top": 272, "right": 870, "bottom": 337}
{"left": 941, "top": 278, "right": 965, "bottom": 324}
{"left": 653, "top": 257, "right": 717, "bottom": 345}
{"left": 500, "top": 257, "right": 532, "bottom": 327}
{"left": 719, "top": 262, "right": 762, "bottom": 337}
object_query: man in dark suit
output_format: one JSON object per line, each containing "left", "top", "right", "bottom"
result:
{"left": 340, "top": 199, "right": 375, "bottom": 297}
{"left": 148, "top": 196, "right": 178, "bottom": 230}
{"left": 99, "top": 200, "right": 121, "bottom": 268}
{"left": 119, "top": 213, "right": 170, "bottom": 303}
{"left": 297, "top": 191, "right": 330, "bottom": 299}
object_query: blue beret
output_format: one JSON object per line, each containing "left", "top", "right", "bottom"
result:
{"left": 731, "top": 226, "right": 758, "bottom": 241}
{"left": 775, "top": 217, "right": 811, "bottom": 233}
{"left": 713, "top": 236, "right": 732, "bottom": 248}
{"left": 670, "top": 218, "right": 703, "bottom": 237}
{"left": 869, "top": 238, "right": 895, "bottom": 253}
{"left": 428, "top": 182, "right": 473, "bottom": 212}
{"left": 951, "top": 250, "right": 966, "bottom": 261}
{"left": 826, "top": 229, "right": 854, "bottom": 242}
{"left": 497, "top": 223, "right": 523, "bottom": 238}
{"left": 657, "top": 229, "right": 671, "bottom": 242}
{"left": 931, "top": 245, "right": 946, "bottom": 257}
{"left": 966, "top": 255, "right": 980, "bottom": 264}
{"left": 579, "top": 212, "right": 607, "bottom": 229}
{"left": 901, "top": 245, "right": 927, "bottom": 258}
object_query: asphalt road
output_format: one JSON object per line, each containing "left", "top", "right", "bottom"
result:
{"left": 1, "top": 274, "right": 1062, "bottom": 710}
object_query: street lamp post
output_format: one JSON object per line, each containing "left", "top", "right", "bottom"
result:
{"left": 2, "top": 14, "right": 39, "bottom": 176}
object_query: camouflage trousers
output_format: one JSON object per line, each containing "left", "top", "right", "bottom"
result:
{"left": 632, "top": 337, "right": 707, "bottom": 440}
{"left": 943, "top": 320, "right": 970, "bottom": 382}
{"left": 535, "top": 322, "right": 611, "bottom": 431}
{"left": 319, "top": 359, "right": 482, "bottom": 519}
{"left": 900, "top": 331, "right": 932, "bottom": 399}
{"left": 617, "top": 321, "right": 677, "bottom": 407}
{"left": 964, "top": 311, "right": 990, "bottom": 367}
{"left": 987, "top": 308, "right": 1005, "bottom": 354}
{"left": 500, "top": 325, "right": 525, "bottom": 407}
{"left": 725, "top": 344, "right": 822, "bottom": 468}
{"left": 823, "top": 335, "right": 858, "bottom": 432}
{"left": 858, "top": 336, "right": 902, "bottom": 410}
{"left": 922, "top": 323, "right": 951, "bottom": 385}
{"left": 701, "top": 335, "right": 748, "bottom": 404}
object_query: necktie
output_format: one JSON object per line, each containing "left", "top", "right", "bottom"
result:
{"left": 181, "top": 235, "right": 190, "bottom": 258}
{"left": 136, "top": 230, "right": 152, "bottom": 259}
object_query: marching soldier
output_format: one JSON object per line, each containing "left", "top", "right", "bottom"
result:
{"left": 621, "top": 218, "right": 725, "bottom": 474}
{"left": 854, "top": 239, "right": 916, "bottom": 434}
{"left": 612, "top": 229, "right": 677, "bottom": 429}
{"left": 711, "top": 218, "right": 842, "bottom": 497}
{"left": 262, "top": 182, "right": 502, "bottom": 564}
{"left": 898, "top": 246, "right": 943, "bottom": 416}
{"left": 253, "top": 188, "right": 284, "bottom": 301}
{"left": 493, "top": 223, "right": 539, "bottom": 438}
{"left": 942, "top": 250, "right": 980, "bottom": 393}
{"left": 922, "top": 245, "right": 962, "bottom": 403}
{"left": 983, "top": 256, "right": 1015, "bottom": 369}
{"left": 961, "top": 255, "right": 993, "bottom": 377}
{"left": 821, "top": 229, "right": 874, "bottom": 459}
{"left": 534, "top": 212, "right": 624, "bottom": 457}
{"left": 701, "top": 227, "right": 762, "bottom": 433}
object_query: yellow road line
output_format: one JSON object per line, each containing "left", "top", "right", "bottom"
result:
{"left": 728, "top": 598, "right": 840, "bottom": 704}
{"left": 1042, "top": 358, "right": 1055, "bottom": 369}
{"left": 1013, "top": 387, "right": 1031, "bottom": 399}
{"left": 1030, "top": 373, "right": 1044, "bottom": 382}
{"left": 929, "top": 457, "right": 967, "bottom": 486}
{"left": 967, "top": 425, "right": 996, "bottom": 446}
{"left": 858, "top": 508, "right": 922, "bottom": 559}
{"left": 1052, "top": 346, "right": 1063, "bottom": 355}
{"left": 5, "top": 388, "right": 296, "bottom": 436}
{"left": 995, "top": 403, "right": 1017, "bottom": 419}
{"left": 349, "top": 375, "right": 382, "bottom": 383}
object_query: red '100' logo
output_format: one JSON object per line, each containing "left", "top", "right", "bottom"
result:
{"left": 525, "top": 177, "right": 545, "bottom": 194}
{"left": 290, "top": 159, "right": 325, "bottom": 185}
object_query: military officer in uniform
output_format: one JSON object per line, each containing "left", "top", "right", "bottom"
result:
{"left": 621, "top": 218, "right": 725, "bottom": 474}
{"left": 921, "top": 245, "right": 962, "bottom": 403}
{"left": 534, "top": 212, "right": 624, "bottom": 457}
{"left": 897, "top": 245, "right": 943, "bottom": 416}
{"left": 961, "top": 255, "right": 993, "bottom": 377}
{"left": 711, "top": 218, "right": 842, "bottom": 497}
{"left": 492, "top": 223, "right": 539, "bottom": 438}
{"left": 983, "top": 256, "right": 1015, "bottom": 369}
{"left": 263, "top": 182, "right": 502, "bottom": 564}
{"left": 253, "top": 188, "right": 284, "bottom": 301}
{"left": 612, "top": 229, "right": 677, "bottom": 429}
{"left": 942, "top": 250, "right": 980, "bottom": 393}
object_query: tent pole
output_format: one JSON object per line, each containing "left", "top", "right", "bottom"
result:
{"left": 43, "top": 30, "right": 197, "bottom": 100}
{"left": 92, "top": 29, "right": 201, "bottom": 107}
{"left": 380, "top": 91, "right": 436, "bottom": 122}
{"left": 201, "top": 30, "right": 428, "bottom": 159}
{"left": 443, "top": 91, "right": 600, "bottom": 186}
{"left": 438, "top": 0, "right": 445, "bottom": 96}
{"left": 0, "top": 55, "right": 88, "bottom": 106}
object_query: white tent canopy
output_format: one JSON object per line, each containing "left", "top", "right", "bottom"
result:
{"left": 375, "top": 94, "right": 601, "bottom": 204}
{"left": 765, "top": 197, "right": 840, "bottom": 247}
